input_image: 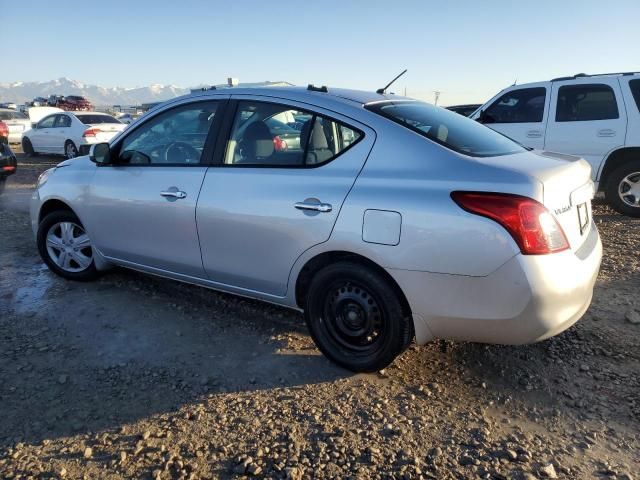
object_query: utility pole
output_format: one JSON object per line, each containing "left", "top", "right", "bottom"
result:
{"left": 434, "top": 91, "right": 441, "bottom": 105}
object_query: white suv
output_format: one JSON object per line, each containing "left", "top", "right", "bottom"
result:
{"left": 472, "top": 72, "right": 640, "bottom": 217}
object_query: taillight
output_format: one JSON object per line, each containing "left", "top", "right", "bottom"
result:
{"left": 0, "top": 121, "right": 8, "bottom": 138}
{"left": 273, "top": 135, "right": 288, "bottom": 151}
{"left": 2, "top": 166, "right": 15, "bottom": 172}
{"left": 83, "top": 128, "right": 101, "bottom": 138}
{"left": 451, "top": 192, "right": 569, "bottom": 255}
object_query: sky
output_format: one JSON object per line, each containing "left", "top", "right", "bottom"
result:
{"left": 2, "top": 0, "right": 639, "bottom": 105}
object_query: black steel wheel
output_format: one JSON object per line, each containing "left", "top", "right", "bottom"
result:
{"left": 305, "top": 261, "right": 413, "bottom": 372}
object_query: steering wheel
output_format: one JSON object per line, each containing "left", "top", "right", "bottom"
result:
{"left": 164, "top": 141, "right": 201, "bottom": 164}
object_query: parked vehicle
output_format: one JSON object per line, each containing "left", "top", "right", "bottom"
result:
{"left": 32, "top": 97, "right": 48, "bottom": 107}
{"left": 47, "top": 95, "right": 65, "bottom": 107}
{"left": 0, "top": 102, "right": 18, "bottom": 110}
{"left": 60, "top": 95, "right": 93, "bottom": 111}
{"left": 22, "top": 111, "right": 125, "bottom": 158}
{"left": 30, "top": 86, "right": 601, "bottom": 372}
{"left": 115, "top": 113, "right": 137, "bottom": 124}
{"left": 0, "top": 123, "right": 17, "bottom": 194}
{"left": 446, "top": 104, "right": 482, "bottom": 117}
{"left": 0, "top": 108, "right": 32, "bottom": 144}
{"left": 47, "top": 95, "right": 93, "bottom": 111}
{"left": 472, "top": 72, "right": 640, "bottom": 216}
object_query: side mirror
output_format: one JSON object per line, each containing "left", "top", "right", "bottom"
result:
{"left": 477, "top": 109, "right": 494, "bottom": 124}
{"left": 90, "top": 142, "right": 112, "bottom": 164}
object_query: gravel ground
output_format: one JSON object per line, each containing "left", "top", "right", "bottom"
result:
{"left": 0, "top": 152, "right": 638, "bottom": 479}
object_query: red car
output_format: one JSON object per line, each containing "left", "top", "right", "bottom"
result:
{"left": 49, "top": 95, "right": 93, "bottom": 111}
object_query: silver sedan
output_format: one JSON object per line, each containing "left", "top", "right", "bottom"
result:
{"left": 30, "top": 86, "right": 602, "bottom": 372}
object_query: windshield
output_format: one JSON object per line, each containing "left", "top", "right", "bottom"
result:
{"left": 76, "top": 114, "right": 121, "bottom": 125}
{"left": 366, "top": 101, "right": 525, "bottom": 157}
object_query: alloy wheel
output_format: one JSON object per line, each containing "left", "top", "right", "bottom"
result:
{"left": 65, "top": 142, "right": 78, "bottom": 159}
{"left": 618, "top": 171, "right": 640, "bottom": 208}
{"left": 45, "top": 222, "right": 93, "bottom": 273}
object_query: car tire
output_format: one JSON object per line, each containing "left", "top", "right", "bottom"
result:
{"left": 37, "top": 210, "right": 99, "bottom": 281}
{"left": 22, "top": 137, "right": 36, "bottom": 156}
{"left": 0, "top": 177, "right": 5, "bottom": 195}
{"left": 605, "top": 162, "right": 640, "bottom": 218}
{"left": 64, "top": 140, "right": 78, "bottom": 159}
{"left": 304, "top": 261, "right": 414, "bottom": 372}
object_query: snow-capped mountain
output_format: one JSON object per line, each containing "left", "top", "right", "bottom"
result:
{"left": 0, "top": 77, "right": 190, "bottom": 105}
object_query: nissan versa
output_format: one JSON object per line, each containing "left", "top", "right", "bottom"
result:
{"left": 30, "top": 86, "right": 602, "bottom": 372}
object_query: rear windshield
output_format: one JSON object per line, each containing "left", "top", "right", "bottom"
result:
{"left": 76, "top": 114, "right": 121, "bottom": 125}
{"left": 0, "top": 111, "right": 28, "bottom": 120}
{"left": 366, "top": 101, "right": 526, "bottom": 157}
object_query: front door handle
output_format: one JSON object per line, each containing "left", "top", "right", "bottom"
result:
{"left": 294, "top": 200, "right": 332, "bottom": 212}
{"left": 160, "top": 189, "right": 187, "bottom": 199}
{"left": 597, "top": 129, "right": 616, "bottom": 137}
{"left": 526, "top": 130, "right": 543, "bottom": 138}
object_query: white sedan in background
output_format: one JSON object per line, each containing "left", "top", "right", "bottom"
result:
{"left": 22, "top": 112, "right": 126, "bottom": 158}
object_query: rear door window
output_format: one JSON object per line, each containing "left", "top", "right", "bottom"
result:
{"left": 629, "top": 79, "right": 640, "bottom": 112}
{"left": 223, "top": 101, "right": 362, "bottom": 166}
{"left": 482, "top": 87, "right": 546, "bottom": 123}
{"left": 555, "top": 84, "right": 619, "bottom": 121}
{"left": 54, "top": 115, "right": 71, "bottom": 128}
{"left": 367, "top": 101, "right": 525, "bottom": 157}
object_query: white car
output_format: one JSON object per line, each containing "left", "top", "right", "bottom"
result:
{"left": 22, "top": 112, "right": 126, "bottom": 158}
{"left": 472, "top": 72, "right": 640, "bottom": 217}
{"left": 0, "top": 108, "right": 32, "bottom": 144}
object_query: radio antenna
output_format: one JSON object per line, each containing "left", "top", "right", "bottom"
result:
{"left": 376, "top": 69, "right": 408, "bottom": 95}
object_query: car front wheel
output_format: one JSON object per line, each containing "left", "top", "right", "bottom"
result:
{"left": 37, "top": 210, "right": 99, "bottom": 281}
{"left": 22, "top": 137, "right": 35, "bottom": 156}
{"left": 605, "top": 162, "right": 640, "bottom": 218}
{"left": 304, "top": 261, "right": 414, "bottom": 372}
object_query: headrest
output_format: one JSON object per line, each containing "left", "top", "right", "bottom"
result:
{"left": 244, "top": 121, "right": 274, "bottom": 158}
{"left": 301, "top": 118, "right": 329, "bottom": 150}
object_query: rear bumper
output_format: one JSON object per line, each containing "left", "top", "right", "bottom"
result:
{"left": 8, "top": 132, "right": 24, "bottom": 144}
{"left": 388, "top": 223, "right": 602, "bottom": 345}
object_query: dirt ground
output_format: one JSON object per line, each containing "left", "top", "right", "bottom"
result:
{"left": 0, "top": 150, "right": 638, "bottom": 480}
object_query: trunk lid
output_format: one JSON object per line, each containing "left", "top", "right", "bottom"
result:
{"left": 476, "top": 150, "right": 595, "bottom": 251}
{"left": 88, "top": 123, "right": 126, "bottom": 143}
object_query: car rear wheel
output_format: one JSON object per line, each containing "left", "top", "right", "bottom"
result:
{"left": 304, "top": 261, "right": 413, "bottom": 372}
{"left": 22, "top": 137, "right": 35, "bottom": 156}
{"left": 0, "top": 178, "right": 5, "bottom": 195}
{"left": 37, "top": 210, "right": 99, "bottom": 281}
{"left": 65, "top": 140, "right": 78, "bottom": 159}
{"left": 605, "top": 162, "right": 640, "bottom": 218}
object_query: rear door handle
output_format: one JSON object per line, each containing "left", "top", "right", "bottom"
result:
{"left": 160, "top": 189, "right": 187, "bottom": 199}
{"left": 526, "top": 130, "right": 543, "bottom": 138}
{"left": 597, "top": 129, "right": 616, "bottom": 137}
{"left": 294, "top": 200, "right": 332, "bottom": 212}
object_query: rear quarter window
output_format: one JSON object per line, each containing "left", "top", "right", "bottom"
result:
{"left": 366, "top": 101, "right": 525, "bottom": 157}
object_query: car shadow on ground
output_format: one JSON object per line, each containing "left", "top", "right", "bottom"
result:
{"left": 0, "top": 258, "right": 350, "bottom": 450}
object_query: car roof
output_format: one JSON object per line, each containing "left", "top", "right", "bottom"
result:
{"left": 73, "top": 111, "right": 110, "bottom": 116}
{"left": 189, "top": 86, "right": 413, "bottom": 107}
